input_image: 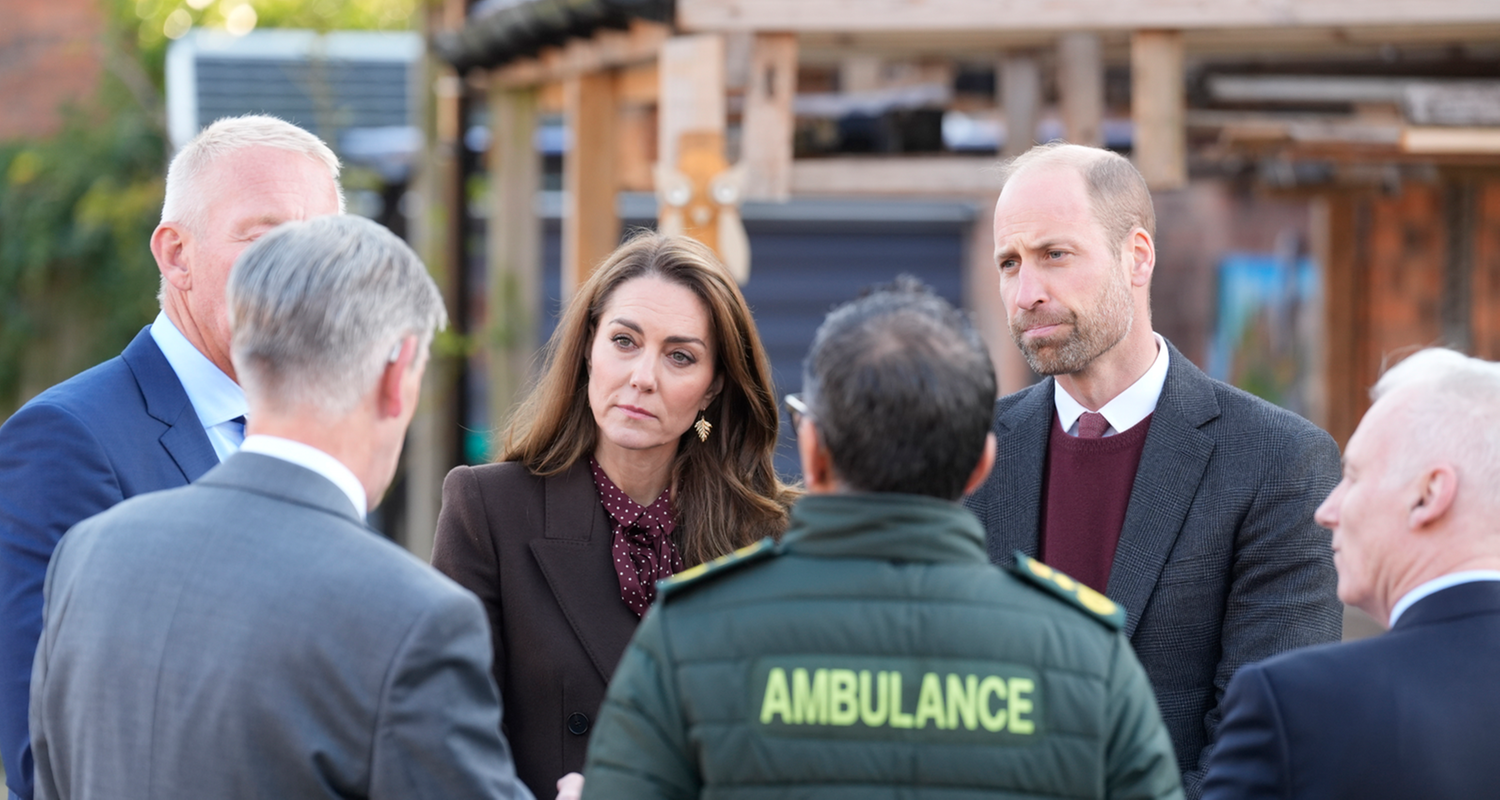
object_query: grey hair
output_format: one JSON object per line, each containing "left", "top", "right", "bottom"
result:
{"left": 162, "top": 115, "right": 344, "bottom": 234}
{"left": 803, "top": 276, "right": 996, "bottom": 500}
{"left": 227, "top": 215, "right": 447, "bottom": 416}
{"left": 1370, "top": 348, "right": 1500, "bottom": 503}
{"left": 998, "top": 142, "right": 1156, "bottom": 248}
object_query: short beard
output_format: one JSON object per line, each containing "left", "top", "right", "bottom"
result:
{"left": 1009, "top": 270, "right": 1134, "bottom": 376}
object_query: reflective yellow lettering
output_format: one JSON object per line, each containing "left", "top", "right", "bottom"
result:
{"left": 888, "top": 671, "right": 914, "bottom": 728}
{"left": 978, "top": 675, "right": 1008, "bottom": 732}
{"left": 859, "top": 670, "right": 888, "bottom": 727}
{"left": 760, "top": 668, "right": 793, "bottom": 724}
{"left": 829, "top": 669, "right": 859, "bottom": 725}
{"left": 1008, "top": 678, "right": 1035, "bottom": 734}
{"left": 947, "top": 674, "right": 979, "bottom": 730}
{"left": 914, "top": 672, "right": 947, "bottom": 729}
{"left": 792, "top": 668, "right": 829, "bottom": 725}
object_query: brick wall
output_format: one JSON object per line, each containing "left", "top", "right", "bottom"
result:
{"left": 0, "top": 0, "right": 105, "bottom": 140}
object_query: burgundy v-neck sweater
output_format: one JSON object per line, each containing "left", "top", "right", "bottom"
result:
{"left": 1039, "top": 411, "right": 1154, "bottom": 593}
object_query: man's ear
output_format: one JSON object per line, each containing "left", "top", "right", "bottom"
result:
{"left": 377, "top": 336, "right": 418, "bottom": 419}
{"left": 151, "top": 222, "right": 193, "bottom": 291}
{"left": 962, "top": 433, "right": 997, "bottom": 497}
{"left": 1126, "top": 227, "right": 1155, "bottom": 288}
{"left": 797, "top": 418, "right": 836, "bottom": 494}
{"left": 1410, "top": 463, "right": 1458, "bottom": 531}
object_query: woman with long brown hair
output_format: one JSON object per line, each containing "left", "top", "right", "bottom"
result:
{"left": 432, "top": 232, "right": 796, "bottom": 798}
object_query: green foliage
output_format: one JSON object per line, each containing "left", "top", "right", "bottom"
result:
{"left": 0, "top": 88, "right": 166, "bottom": 414}
{"left": 127, "top": 0, "right": 418, "bottom": 79}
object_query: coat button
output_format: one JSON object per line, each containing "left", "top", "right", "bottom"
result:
{"left": 567, "top": 712, "right": 590, "bottom": 735}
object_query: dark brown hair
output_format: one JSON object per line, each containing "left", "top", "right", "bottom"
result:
{"left": 500, "top": 232, "right": 797, "bottom": 564}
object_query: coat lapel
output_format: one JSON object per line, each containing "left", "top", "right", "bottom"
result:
{"left": 529, "top": 463, "right": 638, "bottom": 682}
{"left": 1107, "top": 343, "right": 1219, "bottom": 637}
{"left": 985, "top": 381, "right": 1055, "bottom": 564}
{"left": 121, "top": 328, "right": 220, "bottom": 482}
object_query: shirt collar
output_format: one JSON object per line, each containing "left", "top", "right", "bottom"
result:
{"left": 1053, "top": 332, "right": 1169, "bottom": 436}
{"left": 1388, "top": 570, "right": 1500, "bottom": 627}
{"left": 238, "top": 435, "right": 368, "bottom": 517}
{"left": 149, "top": 312, "right": 247, "bottom": 428}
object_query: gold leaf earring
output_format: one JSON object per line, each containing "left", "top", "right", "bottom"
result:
{"left": 694, "top": 411, "right": 713, "bottom": 442}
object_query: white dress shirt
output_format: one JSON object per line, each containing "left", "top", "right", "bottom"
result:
{"left": 149, "top": 312, "right": 248, "bottom": 461}
{"left": 1387, "top": 570, "right": 1500, "bottom": 628}
{"left": 239, "top": 435, "right": 368, "bottom": 518}
{"left": 1053, "top": 333, "right": 1170, "bottom": 437}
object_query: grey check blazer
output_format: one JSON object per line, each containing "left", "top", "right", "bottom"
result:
{"left": 965, "top": 340, "right": 1342, "bottom": 798}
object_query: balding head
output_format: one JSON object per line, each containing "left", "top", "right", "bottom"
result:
{"left": 1317, "top": 348, "right": 1500, "bottom": 623}
{"left": 1000, "top": 142, "right": 1156, "bottom": 250}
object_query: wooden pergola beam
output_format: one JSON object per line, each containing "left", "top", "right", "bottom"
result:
{"left": 493, "top": 19, "right": 669, "bottom": 89}
{"left": 679, "top": 0, "right": 1500, "bottom": 32}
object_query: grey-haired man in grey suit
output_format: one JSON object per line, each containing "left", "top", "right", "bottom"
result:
{"left": 963, "top": 142, "right": 1342, "bottom": 798}
{"left": 29, "top": 215, "right": 533, "bottom": 800}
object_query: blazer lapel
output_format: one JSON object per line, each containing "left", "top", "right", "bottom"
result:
{"left": 121, "top": 328, "right": 220, "bottom": 482}
{"left": 985, "top": 381, "right": 1055, "bottom": 564}
{"left": 1107, "top": 343, "right": 1219, "bottom": 637}
{"left": 529, "top": 463, "right": 638, "bottom": 682}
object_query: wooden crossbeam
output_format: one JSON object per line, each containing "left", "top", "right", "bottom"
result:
{"left": 680, "top": 0, "right": 1500, "bottom": 32}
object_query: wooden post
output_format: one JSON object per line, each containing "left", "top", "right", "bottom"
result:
{"left": 1131, "top": 30, "right": 1186, "bottom": 190}
{"left": 1000, "top": 53, "right": 1041, "bottom": 158}
{"left": 404, "top": 8, "right": 465, "bottom": 558}
{"left": 1057, "top": 32, "right": 1104, "bottom": 147}
{"left": 562, "top": 69, "right": 620, "bottom": 295}
{"left": 486, "top": 85, "right": 541, "bottom": 446}
{"left": 658, "top": 34, "right": 726, "bottom": 180}
{"left": 742, "top": 32, "right": 797, "bottom": 201}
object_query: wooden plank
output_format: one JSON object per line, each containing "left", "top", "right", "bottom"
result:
{"left": 742, "top": 33, "right": 797, "bottom": 201}
{"left": 486, "top": 86, "right": 542, "bottom": 439}
{"left": 1057, "top": 33, "right": 1104, "bottom": 147}
{"left": 658, "top": 34, "right": 726, "bottom": 180}
{"left": 563, "top": 70, "right": 621, "bottom": 296}
{"left": 789, "top": 156, "right": 1003, "bottom": 196}
{"left": 493, "top": 19, "right": 669, "bottom": 88}
{"left": 1000, "top": 53, "right": 1041, "bottom": 158}
{"left": 1403, "top": 127, "right": 1500, "bottom": 154}
{"left": 1131, "top": 30, "right": 1186, "bottom": 190}
{"left": 1470, "top": 180, "right": 1500, "bottom": 361}
{"left": 617, "top": 62, "right": 659, "bottom": 105}
{"left": 1320, "top": 193, "right": 1359, "bottom": 448}
{"left": 679, "top": 0, "right": 1500, "bottom": 32}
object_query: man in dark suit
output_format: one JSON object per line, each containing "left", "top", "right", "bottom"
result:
{"left": 0, "top": 115, "right": 342, "bottom": 799}
{"left": 1203, "top": 348, "right": 1500, "bottom": 799}
{"left": 30, "top": 215, "right": 532, "bottom": 800}
{"left": 964, "top": 143, "right": 1342, "bottom": 797}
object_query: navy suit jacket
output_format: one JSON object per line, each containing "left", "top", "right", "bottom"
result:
{"left": 965, "top": 341, "right": 1343, "bottom": 797}
{"left": 0, "top": 327, "right": 218, "bottom": 799}
{"left": 1203, "top": 580, "right": 1500, "bottom": 800}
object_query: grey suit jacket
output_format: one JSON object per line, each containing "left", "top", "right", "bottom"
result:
{"left": 29, "top": 452, "right": 533, "bottom": 800}
{"left": 964, "top": 341, "right": 1342, "bottom": 798}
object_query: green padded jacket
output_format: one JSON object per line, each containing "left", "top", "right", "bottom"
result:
{"left": 582, "top": 492, "right": 1184, "bottom": 800}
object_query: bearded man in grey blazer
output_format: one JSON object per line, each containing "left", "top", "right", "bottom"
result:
{"left": 964, "top": 143, "right": 1342, "bottom": 798}
{"left": 29, "top": 215, "right": 533, "bottom": 800}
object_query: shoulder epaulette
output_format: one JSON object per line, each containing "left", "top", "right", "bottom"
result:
{"left": 658, "top": 538, "right": 778, "bottom": 600}
{"left": 1009, "top": 551, "right": 1125, "bottom": 631}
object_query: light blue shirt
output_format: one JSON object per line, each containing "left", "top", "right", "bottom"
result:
{"left": 149, "top": 312, "right": 247, "bottom": 462}
{"left": 1387, "top": 570, "right": 1500, "bottom": 627}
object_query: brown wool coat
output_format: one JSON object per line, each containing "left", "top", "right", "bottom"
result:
{"left": 432, "top": 460, "right": 638, "bottom": 799}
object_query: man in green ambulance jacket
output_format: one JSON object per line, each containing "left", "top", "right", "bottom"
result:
{"left": 580, "top": 278, "right": 1183, "bottom": 800}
